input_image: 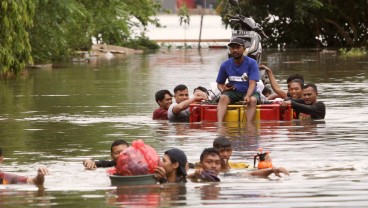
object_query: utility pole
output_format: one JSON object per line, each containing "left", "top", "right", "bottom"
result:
{"left": 198, "top": 0, "right": 206, "bottom": 49}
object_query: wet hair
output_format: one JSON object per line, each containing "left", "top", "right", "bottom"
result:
{"left": 288, "top": 78, "right": 304, "bottom": 89}
{"left": 262, "top": 86, "right": 272, "bottom": 96}
{"left": 155, "top": 89, "right": 172, "bottom": 104}
{"left": 200, "top": 148, "right": 221, "bottom": 163}
{"left": 193, "top": 86, "right": 209, "bottom": 96}
{"left": 213, "top": 136, "right": 231, "bottom": 149}
{"left": 173, "top": 84, "right": 188, "bottom": 93}
{"left": 0, "top": 147, "right": 2, "bottom": 156}
{"left": 110, "top": 139, "right": 129, "bottom": 153}
{"left": 303, "top": 83, "right": 318, "bottom": 92}
{"left": 287, "top": 74, "right": 304, "bottom": 84}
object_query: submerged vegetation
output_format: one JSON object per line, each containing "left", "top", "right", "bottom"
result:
{"left": 339, "top": 48, "right": 367, "bottom": 57}
{"left": 121, "top": 35, "right": 160, "bottom": 51}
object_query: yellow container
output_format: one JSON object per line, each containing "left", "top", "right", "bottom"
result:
{"left": 239, "top": 105, "right": 261, "bottom": 122}
{"left": 224, "top": 107, "right": 239, "bottom": 122}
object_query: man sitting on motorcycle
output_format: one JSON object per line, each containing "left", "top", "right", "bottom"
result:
{"left": 216, "top": 38, "right": 260, "bottom": 123}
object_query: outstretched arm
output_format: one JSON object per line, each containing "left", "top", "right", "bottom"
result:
{"left": 260, "top": 65, "right": 288, "bottom": 99}
{"left": 83, "top": 159, "right": 97, "bottom": 170}
{"left": 27, "top": 167, "right": 49, "bottom": 186}
{"left": 243, "top": 167, "right": 289, "bottom": 178}
{"left": 290, "top": 101, "right": 326, "bottom": 119}
{"left": 172, "top": 91, "right": 207, "bottom": 115}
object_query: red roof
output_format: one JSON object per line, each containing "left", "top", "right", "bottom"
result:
{"left": 177, "top": 0, "right": 196, "bottom": 9}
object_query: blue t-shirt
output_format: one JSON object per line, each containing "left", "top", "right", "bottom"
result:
{"left": 216, "top": 56, "right": 259, "bottom": 93}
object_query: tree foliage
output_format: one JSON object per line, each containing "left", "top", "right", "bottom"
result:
{"left": 0, "top": 0, "right": 34, "bottom": 78}
{"left": 1, "top": 0, "right": 160, "bottom": 76}
{"left": 217, "top": 0, "right": 368, "bottom": 48}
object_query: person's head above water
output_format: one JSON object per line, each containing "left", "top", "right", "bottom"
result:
{"left": 213, "top": 137, "right": 233, "bottom": 167}
{"left": 199, "top": 148, "right": 221, "bottom": 176}
{"left": 287, "top": 74, "right": 304, "bottom": 85}
{"left": 110, "top": 139, "right": 129, "bottom": 162}
{"left": 155, "top": 89, "right": 173, "bottom": 110}
{"left": 288, "top": 78, "right": 304, "bottom": 99}
{"left": 164, "top": 148, "right": 188, "bottom": 178}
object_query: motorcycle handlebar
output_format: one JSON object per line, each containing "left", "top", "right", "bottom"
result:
{"left": 260, "top": 30, "right": 269, "bottom": 39}
{"left": 227, "top": 14, "right": 269, "bottom": 39}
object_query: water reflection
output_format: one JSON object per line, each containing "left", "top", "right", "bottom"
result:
{"left": 1, "top": 49, "right": 368, "bottom": 207}
{"left": 107, "top": 184, "right": 187, "bottom": 207}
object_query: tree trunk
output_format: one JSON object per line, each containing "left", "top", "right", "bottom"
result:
{"left": 323, "top": 18, "right": 354, "bottom": 47}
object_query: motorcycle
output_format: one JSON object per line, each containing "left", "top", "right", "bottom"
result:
{"left": 227, "top": 0, "right": 268, "bottom": 64}
{"left": 207, "top": 0, "right": 270, "bottom": 103}
{"left": 225, "top": 0, "right": 272, "bottom": 103}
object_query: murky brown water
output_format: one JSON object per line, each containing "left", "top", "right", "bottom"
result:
{"left": 1, "top": 48, "right": 368, "bottom": 207}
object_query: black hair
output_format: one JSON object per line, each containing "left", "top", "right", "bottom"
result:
{"left": 155, "top": 89, "right": 172, "bottom": 104}
{"left": 287, "top": 74, "right": 304, "bottom": 84}
{"left": 110, "top": 139, "right": 129, "bottom": 153}
{"left": 213, "top": 136, "right": 231, "bottom": 149}
{"left": 288, "top": 78, "right": 304, "bottom": 89}
{"left": 193, "top": 86, "right": 209, "bottom": 96}
{"left": 303, "top": 83, "right": 318, "bottom": 92}
{"left": 200, "top": 148, "right": 220, "bottom": 163}
{"left": 262, "top": 86, "right": 272, "bottom": 96}
{"left": 173, "top": 84, "right": 188, "bottom": 93}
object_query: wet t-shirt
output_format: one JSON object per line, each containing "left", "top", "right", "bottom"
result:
{"left": 0, "top": 171, "right": 28, "bottom": 184}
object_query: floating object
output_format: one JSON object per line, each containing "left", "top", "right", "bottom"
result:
{"left": 254, "top": 148, "right": 272, "bottom": 169}
{"left": 109, "top": 174, "right": 156, "bottom": 186}
{"left": 189, "top": 103, "right": 293, "bottom": 122}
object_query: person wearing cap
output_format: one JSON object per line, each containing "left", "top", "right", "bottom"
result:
{"left": 280, "top": 83, "right": 326, "bottom": 119}
{"left": 154, "top": 148, "right": 188, "bottom": 183}
{"left": 83, "top": 139, "right": 129, "bottom": 170}
{"left": 153, "top": 89, "right": 173, "bottom": 120}
{"left": 216, "top": 37, "right": 260, "bottom": 123}
{"left": 168, "top": 84, "right": 207, "bottom": 122}
{"left": 0, "top": 146, "right": 49, "bottom": 186}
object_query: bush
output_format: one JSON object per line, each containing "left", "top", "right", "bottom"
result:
{"left": 339, "top": 47, "right": 366, "bottom": 57}
{"left": 121, "top": 36, "right": 159, "bottom": 51}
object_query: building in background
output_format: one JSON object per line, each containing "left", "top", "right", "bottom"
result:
{"left": 159, "top": 0, "right": 218, "bottom": 13}
{"left": 160, "top": 0, "right": 176, "bottom": 13}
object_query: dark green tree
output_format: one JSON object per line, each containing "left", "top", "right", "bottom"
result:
{"left": 0, "top": 0, "right": 35, "bottom": 78}
{"left": 81, "top": 0, "right": 160, "bottom": 45}
{"left": 2, "top": 0, "right": 161, "bottom": 72}
{"left": 29, "top": 0, "right": 89, "bottom": 64}
{"left": 217, "top": 0, "right": 368, "bottom": 48}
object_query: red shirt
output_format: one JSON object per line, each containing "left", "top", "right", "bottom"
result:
{"left": 0, "top": 171, "right": 28, "bottom": 184}
{"left": 152, "top": 108, "right": 168, "bottom": 120}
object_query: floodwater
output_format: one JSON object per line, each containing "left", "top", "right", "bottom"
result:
{"left": 1, "top": 48, "right": 368, "bottom": 207}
